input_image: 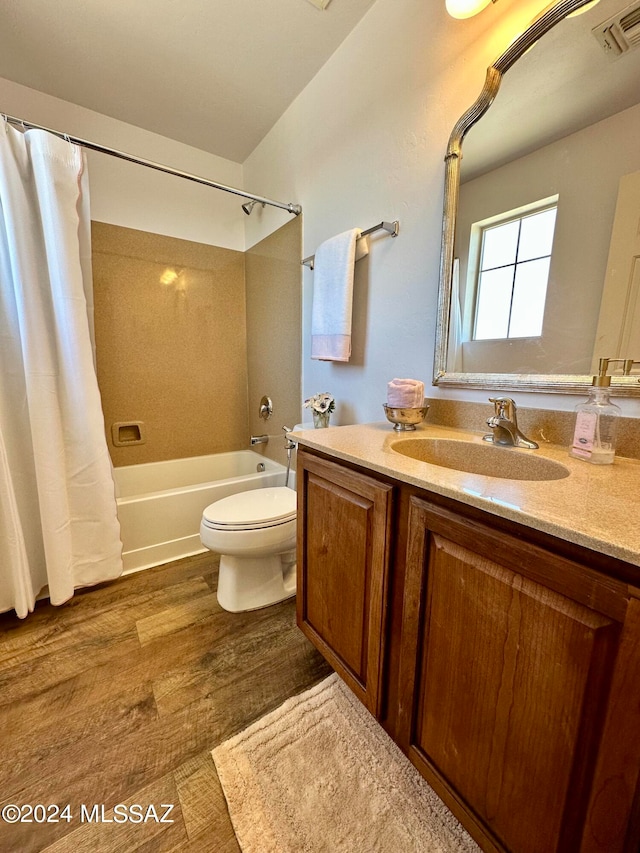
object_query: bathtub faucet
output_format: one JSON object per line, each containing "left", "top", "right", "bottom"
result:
{"left": 250, "top": 434, "right": 269, "bottom": 446}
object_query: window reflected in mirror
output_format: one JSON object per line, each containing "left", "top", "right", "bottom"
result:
{"left": 472, "top": 203, "right": 557, "bottom": 341}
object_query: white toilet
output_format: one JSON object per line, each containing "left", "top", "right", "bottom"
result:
{"left": 200, "top": 486, "right": 297, "bottom": 612}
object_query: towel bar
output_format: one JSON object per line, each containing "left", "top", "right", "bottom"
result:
{"left": 301, "top": 220, "right": 399, "bottom": 270}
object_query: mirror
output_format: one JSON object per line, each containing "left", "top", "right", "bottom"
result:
{"left": 434, "top": 0, "right": 640, "bottom": 394}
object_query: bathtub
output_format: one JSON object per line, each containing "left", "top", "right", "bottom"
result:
{"left": 114, "top": 450, "right": 294, "bottom": 573}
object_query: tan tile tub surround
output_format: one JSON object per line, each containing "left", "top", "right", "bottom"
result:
{"left": 92, "top": 222, "right": 248, "bottom": 466}
{"left": 292, "top": 421, "right": 640, "bottom": 570}
{"left": 245, "top": 217, "right": 302, "bottom": 468}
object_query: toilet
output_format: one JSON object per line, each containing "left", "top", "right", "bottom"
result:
{"left": 200, "top": 486, "right": 297, "bottom": 612}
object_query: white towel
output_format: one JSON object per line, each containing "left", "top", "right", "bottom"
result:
{"left": 311, "top": 228, "right": 367, "bottom": 362}
{"left": 387, "top": 378, "right": 425, "bottom": 408}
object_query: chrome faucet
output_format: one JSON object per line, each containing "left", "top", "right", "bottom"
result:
{"left": 282, "top": 425, "right": 296, "bottom": 450}
{"left": 483, "top": 397, "right": 539, "bottom": 449}
{"left": 250, "top": 434, "right": 269, "bottom": 446}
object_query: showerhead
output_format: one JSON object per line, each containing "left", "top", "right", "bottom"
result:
{"left": 241, "top": 199, "right": 265, "bottom": 215}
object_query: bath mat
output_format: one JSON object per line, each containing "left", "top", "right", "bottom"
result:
{"left": 212, "top": 674, "right": 480, "bottom": 853}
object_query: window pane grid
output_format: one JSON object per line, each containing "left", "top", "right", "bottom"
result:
{"left": 480, "top": 252, "right": 553, "bottom": 272}
{"left": 473, "top": 205, "right": 557, "bottom": 341}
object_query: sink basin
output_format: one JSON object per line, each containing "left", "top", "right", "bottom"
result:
{"left": 391, "top": 438, "right": 570, "bottom": 481}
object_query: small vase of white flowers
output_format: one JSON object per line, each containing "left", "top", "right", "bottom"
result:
{"left": 304, "top": 392, "right": 335, "bottom": 428}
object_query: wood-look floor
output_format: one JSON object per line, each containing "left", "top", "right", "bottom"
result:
{"left": 0, "top": 553, "right": 332, "bottom": 852}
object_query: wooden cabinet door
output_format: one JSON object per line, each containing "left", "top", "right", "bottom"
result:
{"left": 296, "top": 451, "right": 393, "bottom": 716}
{"left": 397, "top": 496, "right": 636, "bottom": 853}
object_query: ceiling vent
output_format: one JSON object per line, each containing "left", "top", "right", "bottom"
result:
{"left": 593, "top": 1, "right": 640, "bottom": 57}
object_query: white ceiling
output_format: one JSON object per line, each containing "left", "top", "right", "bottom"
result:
{"left": 0, "top": 0, "right": 377, "bottom": 163}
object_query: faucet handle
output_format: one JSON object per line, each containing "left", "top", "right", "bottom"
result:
{"left": 489, "top": 396, "right": 517, "bottom": 421}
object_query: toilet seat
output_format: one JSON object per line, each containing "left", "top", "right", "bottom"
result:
{"left": 202, "top": 486, "right": 296, "bottom": 532}
{"left": 200, "top": 486, "right": 297, "bottom": 612}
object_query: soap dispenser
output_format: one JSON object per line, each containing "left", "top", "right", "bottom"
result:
{"left": 569, "top": 358, "right": 632, "bottom": 465}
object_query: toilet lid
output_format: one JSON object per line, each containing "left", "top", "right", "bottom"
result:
{"left": 202, "top": 486, "right": 296, "bottom": 531}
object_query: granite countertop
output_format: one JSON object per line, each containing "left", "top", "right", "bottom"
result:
{"left": 292, "top": 421, "right": 640, "bottom": 569}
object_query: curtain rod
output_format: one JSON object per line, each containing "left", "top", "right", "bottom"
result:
{"left": 301, "top": 220, "right": 399, "bottom": 269}
{"left": 1, "top": 112, "right": 302, "bottom": 216}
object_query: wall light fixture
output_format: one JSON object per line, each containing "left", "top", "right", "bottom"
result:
{"left": 446, "top": 0, "right": 498, "bottom": 19}
{"left": 566, "top": 0, "right": 600, "bottom": 16}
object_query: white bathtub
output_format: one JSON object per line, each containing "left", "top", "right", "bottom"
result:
{"left": 114, "top": 450, "right": 294, "bottom": 573}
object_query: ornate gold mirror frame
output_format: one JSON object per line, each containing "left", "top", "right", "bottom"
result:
{"left": 433, "top": 0, "right": 640, "bottom": 396}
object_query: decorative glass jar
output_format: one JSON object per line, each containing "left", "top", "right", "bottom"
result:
{"left": 313, "top": 410, "right": 330, "bottom": 429}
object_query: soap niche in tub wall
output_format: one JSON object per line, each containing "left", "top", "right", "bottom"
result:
{"left": 111, "top": 421, "right": 146, "bottom": 447}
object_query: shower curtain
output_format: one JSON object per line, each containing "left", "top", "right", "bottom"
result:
{"left": 0, "top": 119, "right": 122, "bottom": 619}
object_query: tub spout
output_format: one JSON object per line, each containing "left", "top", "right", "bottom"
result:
{"left": 250, "top": 434, "right": 269, "bottom": 446}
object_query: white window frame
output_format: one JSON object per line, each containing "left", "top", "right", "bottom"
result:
{"left": 468, "top": 196, "right": 559, "bottom": 343}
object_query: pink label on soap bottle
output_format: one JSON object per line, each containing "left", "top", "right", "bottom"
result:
{"left": 571, "top": 411, "right": 597, "bottom": 459}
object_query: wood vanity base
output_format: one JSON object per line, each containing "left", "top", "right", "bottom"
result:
{"left": 296, "top": 447, "right": 640, "bottom": 853}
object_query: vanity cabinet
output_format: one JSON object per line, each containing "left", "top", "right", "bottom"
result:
{"left": 296, "top": 447, "right": 640, "bottom": 853}
{"left": 296, "top": 451, "right": 394, "bottom": 716}
{"left": 397, "top": 495, "right": 639, "bottom": 853}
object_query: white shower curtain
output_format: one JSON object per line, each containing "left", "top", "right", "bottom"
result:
{"left": 0, "top": 119, "right": 122, "bottom": 618}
